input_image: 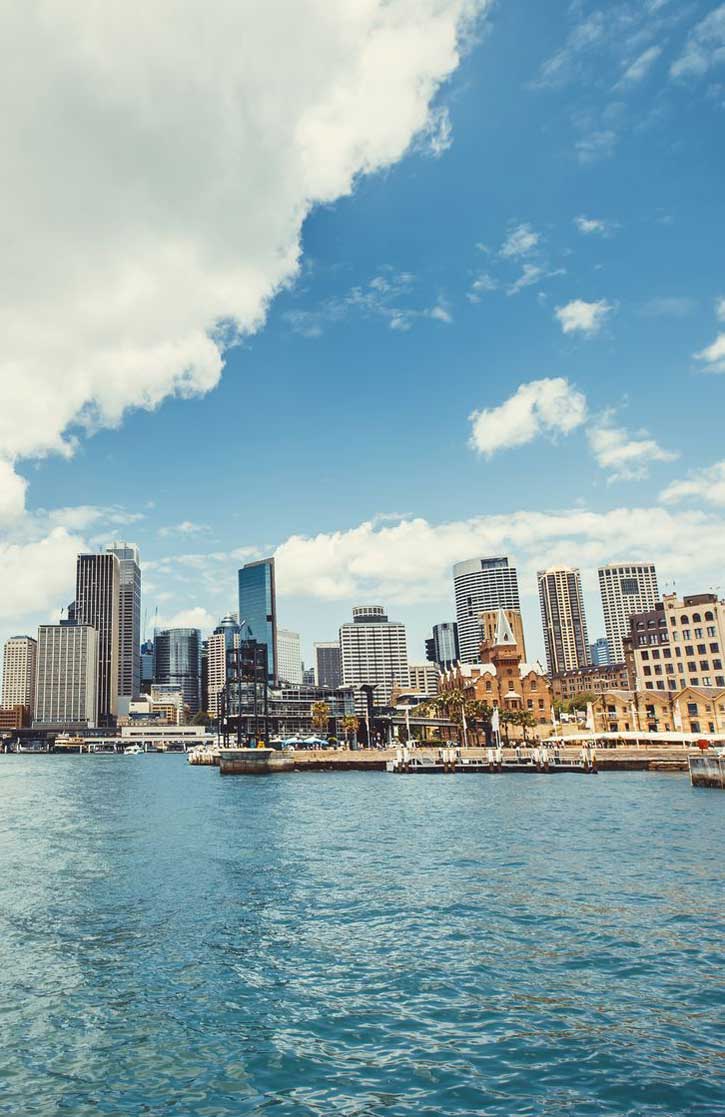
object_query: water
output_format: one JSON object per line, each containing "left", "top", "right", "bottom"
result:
{"left": 0, "top": 759, "right": 722, "bottom": 1116}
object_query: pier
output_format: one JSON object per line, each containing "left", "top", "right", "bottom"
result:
{"left": 689, "top": 752, "right": 725, "bottom": 789}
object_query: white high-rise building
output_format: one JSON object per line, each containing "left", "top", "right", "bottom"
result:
{"left": 538, "top": 566, "right": 590, "bottom": 675}
{"left": 339, "top": 606, "right": 409, "bottom": 711}
{"left": 106, "top": 542, "right": 141, "bottom": 701}
{"left": 453, "top": 557, "right": 521, "bottom": 663}
{"left": 277, "top": 629, "right": 302, "bottom": 684}
{"left": 598, "top": 562, "right": 659, "bottom": 663}
{"left": 2, "top": 635, "right": 37, "bottom": 712}
{"left": 34, "top": 625, "right": 98, "bottom": 727}
{"left": 207, "top": 631, "right": 227, "bottom": 718}
{"left": 408, "top": 663, "right": 440, "bottom": 696}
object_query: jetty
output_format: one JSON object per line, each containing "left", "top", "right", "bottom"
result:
{"left": 689, "top": 751, "right": 725, "bottom": 789}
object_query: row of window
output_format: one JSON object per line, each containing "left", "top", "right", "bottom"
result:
{"left": 641, "top": 643, "right": 719, "bottom": 660}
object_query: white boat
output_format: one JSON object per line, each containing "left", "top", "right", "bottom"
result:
{"left": 123, "top": 744, "right": 144, "bottom": 755}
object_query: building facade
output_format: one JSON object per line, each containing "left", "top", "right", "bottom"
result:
{"left": 538, "top": 565, "right": 590, "bottom": 675}
{"left": 2, "top": 635, "right": 37, "bottom": 714}
{"left": 598, "top": 562, "right": 659, "bottom": 663}
{"left": 408, "top": 663, "right": 440, "bottom": 696}
{"left": 590, "top": 637, "right": 611, "bottom": 666}
{"left": 34, "top": 624, "right": 98, "bottom": 727}
{"left": 592, "top": 686, "right": 725, "bottom": 736}
{"left": 75, "top": 552, "right": 120, "bottom": 725}
{"left": 277, "top": 629, "right": 302, "bottom": 685}
{"left": 314, "top": 642, "right": 342, "bottom": 689}
{"left": 479, "top": 608, "right": 526, "bottom": 661}
{"left": 454, "top": 557, "right": 521, "bottom": 664}
{"left": 625, "top": 593, "right": 725, "bottom": 693}
{"left": 238, "top": 558, "right": 277, "bottom": 682}
{"left": 339, "top": 606, "right": 409, "bottom": 711}
{"left": 153, "top": 628, "right": 202, "bottom": 716}
{"left": 551, "top": 662, "right": 630, "bottom": 702}
{"left": 425, "top": 622, "right": 460, "bottom": 670}
{"left": 106, "top": 542, "right": 141, "bottom": 701}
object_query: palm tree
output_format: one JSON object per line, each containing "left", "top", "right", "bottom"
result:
{"left": 518, "top": 709, "right": 537, "bottom": 742}
{"left": 311, "top": 701, "right": 331, "bottom": 736}
{"left": 340, "top": 714, "right": 358, "bottom": 746}
{"left": 467, "top": 699, "right": 493, "bottom": 745}
{"left": 499, "top": 709, "right": 518, "bottom": 746}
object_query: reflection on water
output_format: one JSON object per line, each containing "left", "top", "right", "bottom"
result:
{"left": 0, "top": 759, "right": 722, "bottom": 1115}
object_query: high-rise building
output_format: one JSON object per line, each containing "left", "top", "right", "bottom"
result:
{"left": 153, "top": 628, "right": 202, "bottom": 716}
{"left": 538, "top": 565, "right": 591, "bottom": 675}
{"left": 238, "top": 558, "right": 277, "bottom": 682}
{"left": 598, "top": 562, "right": 659, "bottom": 663}
{"left": 2, "top": 635, "right": 37, "bottom": 713}
{"left": 425, "top": 622, "right": 459, "bottom": 670}
{"left": 408, "top": 662, "right": 440, "bottom": 695}
{"left": 314, "top": 641, "right": 342, "bottom": 689}
{"left": 277, "top": 629, "right": 302, "bottom": 684}
{"left": 453, "top": 557, "right": 521, "bottom": 663}
{"left": 302, "top": 665, "right": 316, "bottom": 687}
{"left": 140, "top": 639, "right": 154, "bottom": 694}
{"left": 590, "top": 637, "right": 611, "bottom": 666}
{"left": 34, "top": 624, "right": 98, "bottom": 727}
{"left": 339, "top": 606, "right": 409, "bottom": 711}
{"left": 106, "top": 542, "right": 141, "bottom": 700}
{"left": 205, "top": 614, "right": 242, "bottom": 716}
{"left": 75, "top": 552, "right": 120, "bottom": 725}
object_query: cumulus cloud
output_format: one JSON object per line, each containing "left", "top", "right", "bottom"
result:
{"left": 500, "top": 223, "right": 540, "bottom": 258}
{"left": 555, "top": 298, "right": 614, "bottom": 336}
{"left": 661, "top": 460, "right": 725, "bottom": 507}
{"left": 574, "top": 216, "right": 614, "bottom": 236}
{"left": 467, "top": 273, "right": 498, "bottom": 302}
{"left": 671, "top": 5, "right": 725, "bottom": 79}
{"left": 587, "top": 420, "right": 678, "bottom": 481}
{"left": 0, "top": 528, "right": 85, "bottom": 622}
{"left": 469, "top": 378, "right": 588, "bottom": 457}
{"left": 0, "top": 0, "right": 487, "bottom": 512}
{"left": 156, "top": 606, "right": 217, "bottom": 632}
{"left": 694, "top": 334, "right": 725, "bottom": 373}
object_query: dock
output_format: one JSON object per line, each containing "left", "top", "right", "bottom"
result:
{"left": 689, "top": 752, "right": 725, "bottom": 789}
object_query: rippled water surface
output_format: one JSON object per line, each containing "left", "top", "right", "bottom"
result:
{"left": 0, "top": 759, "right": 723, "bottom": 1116}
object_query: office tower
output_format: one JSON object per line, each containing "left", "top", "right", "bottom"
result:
{"left": 2, "top": 636, "right": 37, "bottom": 713}
{"left": 75, "top": 552, "right": 120, "bottom": 725}
{"left": 201, "top": 639, "right": 209, "bottom": 713}
{"left": 277, "top": 629, "right": 302, "bottom": 684}
{"left": 205, "top": 615, "right": 242, "bottom": 717}
{"left": 153, "top": 628, "right": 202, "bottom": 716}
{"left": 302, "top": 665, "right": 316, "bottom": 687}
{"left": 238, "top": 558, "right": 277, "bottom": 682}
{"left": 314, "top": 641, "right": 342, "bottom": 689}
{"left": 106, "top": 542, "right": 141, "bottom": 700}
{"left": 479, "top": 609, "right": 526, "bottom": 661}
{"left": 598, "top": 562, "right": 659, "bottom": 663}
{"left": 453, "top": 557, "right": 521, "bottom": 663}
{"left": 140, "top": 639, "right": 154, "bottom": 694}
{"left": 425, "top": 622, "right": 459, "bottom": 670}
{"left": 339, "top": 606, "right": 409, "bottom": 711}
{"left": 590, "top": 637, "right": 611, "bottom": 667}
{"left": 408, "top": 662, "right": 440, "bottom": 695}
{"left": 538, "top": 566, "right": 591, "bottom": 675}
{"left": 34, "top": 625, "right": 98, "bottom": 727}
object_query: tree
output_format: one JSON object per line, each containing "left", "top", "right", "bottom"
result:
{"left": 499, "top": 709, "right": 518, "bottom": 745}
{"left": 518, "top": 710, "right": 537, "bottom": 742}
{"left": 467, "top": 699, "right": 493, "bottom": 745}
{"left": 311, "top": 701, "right": 331, "bottom": 735}
{"left": 340, "top": 715, "right": 358, "bottom": 745}
{"left": 190, "top": 710, "right": 211, "bottom": 726}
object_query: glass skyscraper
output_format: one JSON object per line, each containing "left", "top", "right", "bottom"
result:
{"left": 238, "top": 558, "right": 277, "bottom": 682}
{"left": 153, "top": 628, "right": 202, "bottom": 715}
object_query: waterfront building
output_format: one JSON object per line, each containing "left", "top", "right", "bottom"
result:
{"left": 453, "top": 557, "right": 520, "bottom": 664}
{"left": 425, "top": 622, "right": 459, "bottom": 670}
{"left": 238, "top": 558, "right": 277, "bottom": 682}
{"left": 408, "top": 662, "right": 440, "bottom": 696}
{"left": 624, "top": 592, "right": 725, "bottom": 693}
{"left": 2, "top": 635, "right": 37, "bottom": 716}
{"left": 277, "top": 629, "right": 302, "bottom": 685}
{"left": 75, "top": 552, "right": 120, "bottom": 725}
{"left": 598, "top": 562, "right": 659, "bottom": 663}
{"left": 550, "top": 662, "right": 630, "bottom": 702}
{"left": 106, "top": 542, "right": 141, "bottom": 700}
{"left": 314, "top": 641, "right": 342, "bottom": 689}
{"left": 33, "top": 624, "right": 98, "bottom": 728}
{"left": 479, "top": 609, "right": 526, "bottom": 661}
{"left": 537, "top": 565, "right": 590, "bottom": 675}
{"left": 205, "top": 615, "right": 242, "bottom": 717}
{"left": 140, "top": 638, "right": 154, "bottom": 694}
{"left": 0, "top": 705, "right": 31, "bottom": 730}
{"left": 590, "top": 637, "right": 611, "bottom": 666}
{"left": 592, "top": 686, "right": 725, "bottom": 736}
{"left": 153, "top": 628, "right": 202, "bottom": 716}
{"left": 339, "top": 606, "right": 409, "bottom": 711}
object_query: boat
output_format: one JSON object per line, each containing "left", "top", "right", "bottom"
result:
{"left": 123, "top": 744, "right": 144, "bottom": 755}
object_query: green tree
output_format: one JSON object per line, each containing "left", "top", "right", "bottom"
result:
{"left": 311, "top": 701, "right": 331, "bottom": 735}
{"left": 518, "top": 709, "right": 537, "bottom": 742}
{"left": 340, "top": 714, "right": 358, "bottom": 745}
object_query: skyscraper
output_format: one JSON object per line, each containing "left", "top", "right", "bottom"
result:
{"left": 34, "top": 624, "right": 98, "bottom": 727}
{"left": 598, "top": 562, "right": 659, "bottom": 663}
{"left": 106, "top": 542, "right": 141, "bottom": 700}
{"left": 238, "top": 558, "right": 277, "bottom": 682}
{"left": 538, "top": 565, "right": 590, "bottom": 675}
{"left": 339, "top": 606, "right": 409, "bottom": 711}
{"left": 425, "top": 622, "right": 459, "bottom": 670}
{"left": 314, "top": 642, "right": 342, "bottom": 689}
{"left": 590, "top": 637, "right": 611, "bottom": 666}
{"left": 2, "top": 635, "right": 37, "bottom": 713}
{"left": 75, "top": 552, "right": 120, "bottom": 725}
{"left": 453, "top": 557, "right": 521, "bottom": 663}
{"left": 153, "top": 628, "right": 202, "bottom": 715}
{"left": 277, "top": 629, "right": 302, "bottom": 684}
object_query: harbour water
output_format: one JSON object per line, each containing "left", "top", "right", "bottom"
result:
{"left": 0, "top": 758, "right": 722, "bottom": 1116}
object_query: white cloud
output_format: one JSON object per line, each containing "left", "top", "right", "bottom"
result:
{"left": 0, "top": 462, "right": 27, "bottom": 522}
{"left": 555, "top": 298, "right": 614, "bottom": 336}
{"left": 0, "top": 528, "right": 85, "bottom": 622}
{"left": 575, "top": 129, "right": 617, "bottom": 163}
{"left": 158, "top": 520, "right": 209, "bottom": 538}
{"left": 156, "top": 606, "right": 217, "bottom": 633}
{"left": 671, "top": 5, "right": 725, "bottom": 79}
{"left": 694, "top": 333, "right": 725, "bottom": 373}
{"left": 467, "top": 273, "right": 498, "bottom": 302}
{"left": 574, "top": 216, "right": 613, "bottom": 236}
{"left": 500, "top": 223, "right": 540, "bottom": 258}
{"left": 587, "top": 420, "right": 678, "bottom": 481}
{"left": 469, "top": 378, "right": 588, "bottom": 457}
{"left": 0, "top": 1, "right": 487, "bottom": 510}
{"left": 429, "top": 304, "right": 453, "bottom": 324}
{"left": 661, "top": 460, "right": 725, "bottom": 507}
{"left": 507, "top": 264, "right": 565, "bottom": 296}
{"left": 618, "top": 45, "right": 662, "bottom": 85}
{"left": 285, "top": 270, "right": 449, "bottom": 336}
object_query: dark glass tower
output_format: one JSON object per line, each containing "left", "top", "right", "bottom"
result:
{"left": 153, "top": 628, "right": 202, "bottom": 715}
{"left": 238, "top": 559, "right": 277, "bottom": 683}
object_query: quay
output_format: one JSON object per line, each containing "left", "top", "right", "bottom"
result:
{"left": 689, "top": 751, "right": 725, "bottom": 789}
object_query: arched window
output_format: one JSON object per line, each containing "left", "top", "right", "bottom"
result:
{"left": 705, "top": 611, "right": 714, "bottom": 621}
{"left": 680, "top": 615, "right": 689, "bottom": 625}
{"left": 692, "top": 613, "right": 701, "bottom": 623}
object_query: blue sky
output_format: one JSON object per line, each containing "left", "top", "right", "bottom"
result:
{"left": 2, "top": 0, "right": 725, "bottom": 668}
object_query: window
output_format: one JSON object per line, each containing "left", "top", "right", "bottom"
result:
{"left": 656, "top": 681, "right": 665, "bottom": 690}
{"left": 691, "top": 678, "right": 700, "bottom": 686}
{"left": 710, "top": 643, "right": 719, "bottom": 653}
{"left": 698, "top": 645, "right": 707, "bottom": 655}
{"left": 703, "top": 677, "right": 712, "bottom": 687}
{"left": 652, "top": 649, "right": 661, "bottom": 659}
{"left": 714, "top": 660, "right": 722, "bottom": 670}
{"left": 675, "top": 647, "right": 682, "bottom": 658}
{"left": 687, "top": 703, "right": 698, "bottom": 716}
{"left": 666, "top": 664, "right": 674, "bottom": 674}
{"left": 527, "top": 699, "right": 533, "bottom": 708}
{"left": 700, "top": 661, "right": 710, "bottom": 673}
{"left": 682, "top": 629, "right": 691, "bottom": 640}
{"left": 695, "top": 628, "right": 704, "bottom": 639}
{"left": 691, "top": 721, "right": 701, "bottom": 733}
{"left": 663, "top": 648, "right": 671, "bottom": 658}
{"left": 687, "top": 662, "right": 697, "bottom": 673}
{"left": 641, "top": 650, "right": 650, "bottom": 660}
{"left": 538, "top": 699, "right": 544, "bottom": 709}
{"left": 685, "top": 645, "right": 694, "bottom": 656}
{"left": 692, "top": 613, "right": 702, "bottom": 623}
{"left": 681, "top": 616, "right": 690, "bottom": 625}
{"left": 643, "top": 665, "right": 652, "bottom": 675}
{"left": 705, "top": 611, "right": 714, "bottom": 622}
{"left": 717, "top": 677, "right": 725, "bottom": 688}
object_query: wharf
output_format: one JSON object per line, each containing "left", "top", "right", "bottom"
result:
{"left": 689, "top": 752, "right": 725, "bottom": 788}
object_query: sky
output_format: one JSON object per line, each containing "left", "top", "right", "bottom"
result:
{"left": 1, "top": 0, "right": 725, "bottom": 671}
